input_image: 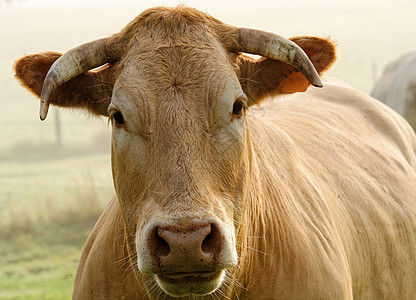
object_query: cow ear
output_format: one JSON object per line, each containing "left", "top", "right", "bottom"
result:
{"left": 14, "top": 52, "right": 114, "bottom": 116}
{"left": 238, "top": 36, "right": 336, "bottom": 106}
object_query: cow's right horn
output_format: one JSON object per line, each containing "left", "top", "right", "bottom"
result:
{"left": 40, "top": 38, "right": 116, "bottom": 120}
{"left": 234, "top": 28, "right": 323, "bottom": 89}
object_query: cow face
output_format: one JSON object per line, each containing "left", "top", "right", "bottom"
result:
{"left": 110, "top": 36, "right": 248, "bottom": 296}
{"left": 14, "top": 6, "right": 336, "bottom": 297}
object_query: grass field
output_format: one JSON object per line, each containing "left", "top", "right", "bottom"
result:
{"left": 0, "top": 153, "right": 113, "bottom": 299}
{"left": 0, "top": 215, "right": 94, "bottom": 300}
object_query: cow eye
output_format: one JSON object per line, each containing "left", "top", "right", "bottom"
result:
{"left": 112, "top": 111, "right": 125, "bottom": 126}
{"left": 232, "top": 100, "right": 244, "bottom": 117}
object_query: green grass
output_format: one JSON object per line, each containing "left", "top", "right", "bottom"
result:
{"left": 0, "top": 223, "right": 90, "bottom": 300}
{"left": 0, "top": 150, "right": 114, "bottom": 299}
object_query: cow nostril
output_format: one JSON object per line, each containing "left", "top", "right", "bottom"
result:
{"left": 201, "top": 223, "right": 222, "bottom": 255}
{"left": 149, "top": 227, "right": 170, "bottom": 258}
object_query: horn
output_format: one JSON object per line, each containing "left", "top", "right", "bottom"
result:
{"left": 235, "top": 28, "right": 323, "bottom": 88}
{"left": 40, "top": 38, "right": 115, "bottom": 120}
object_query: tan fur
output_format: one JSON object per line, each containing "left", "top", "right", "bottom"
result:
{"left": 15, "top": 6, "right": 416, "bottom": 300}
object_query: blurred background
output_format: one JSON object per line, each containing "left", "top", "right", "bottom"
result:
{"left": 1, "top": 0, "right": 415, "bottom": 298}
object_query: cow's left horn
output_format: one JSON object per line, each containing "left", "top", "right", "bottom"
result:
{"left": 234, "top": 28, "right": 323, "bottom": 88}
{"left": 40, "top": 38, "right": 114, "bottom": 120}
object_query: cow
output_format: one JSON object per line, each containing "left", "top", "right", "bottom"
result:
{"left": 371, "top": 51, "right": 416, "bottom": 129}
{"left": 14, "top": 5, "right": 416, "bottom": 300}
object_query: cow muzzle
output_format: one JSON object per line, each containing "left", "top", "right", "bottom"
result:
{"left": 136, "top": 218, "right": 237, "bottom": 296}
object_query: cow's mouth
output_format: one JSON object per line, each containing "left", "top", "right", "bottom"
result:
{"left": 155, "top": 270, "right": 224, "bottom": 296}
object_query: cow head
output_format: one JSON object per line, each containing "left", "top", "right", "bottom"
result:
{"left": 15, "top": 6, "right": 336, "bottom": 297}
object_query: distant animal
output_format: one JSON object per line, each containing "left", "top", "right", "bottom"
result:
{"left": 14, "top": 5, "right": 416, "bottom": 299}
{"left": 371, "top": 51, "right": 416, "bottom": 129}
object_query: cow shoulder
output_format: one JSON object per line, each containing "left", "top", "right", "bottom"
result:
{"left": 73, "top": 196, "right": 142, "bottom": 299}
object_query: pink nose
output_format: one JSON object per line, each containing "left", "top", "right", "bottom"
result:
{"left": 147, "top": 222, "right": 223, "bottom": 273}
